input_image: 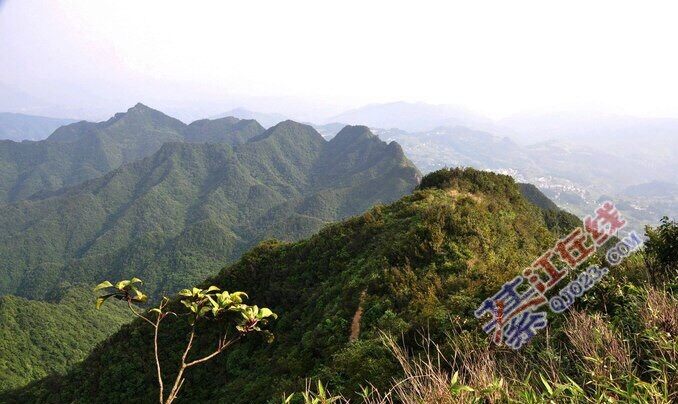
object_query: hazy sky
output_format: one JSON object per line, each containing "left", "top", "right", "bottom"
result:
{"left": 2, "top": 0, "right": 678, "bottom": 120}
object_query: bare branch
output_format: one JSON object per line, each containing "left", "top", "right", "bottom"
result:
{"left": 127, "top": 300, "right": 156, "bottom": 328}
{"left": 154, "top": 314, "right": 164, "bottom": 404}
{"left": 184, "top": 335, "right": 241, "bottom": 368}
{"left": 181, "top": 326, "right": 196, "bottom": 364}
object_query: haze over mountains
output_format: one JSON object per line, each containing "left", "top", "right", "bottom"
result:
{"left": 211, "top": 108, "right": 288, "bottom": 129}
{"left": 0, "top": 113, "right": 77, "bottom": 141}
{"left": 2, "top": 100, "right": 674, "bottom": 233}
{"left": 309, "top": 103, "right": 678, "bottom": 232}
{"left": 327, "top": 102, "right": 501, "bottom": 133}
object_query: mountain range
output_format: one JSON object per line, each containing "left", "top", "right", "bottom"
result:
{"left": 0, "top": 104, "right": 267, "bottom": 203}
{"left": 0, "top": 115, "right": 419, "bottom": 301}
{"left": 0, "top": 104, "right": 420, "bottom": 392}
{"left": 315, "top": 123, "right": 676, "bottom": 234}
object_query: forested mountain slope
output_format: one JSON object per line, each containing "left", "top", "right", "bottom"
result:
{"left": 0, "top": 122, "right": 419, "bottom": 300}
{"left": 2, "top": 169, "right": 571, "bottom": 403}
{"left": 0, "top": 286, "right": 129, "bottom": 391}
{"left": 182, "top": 116, "right": 264, "bottom": 145}
{"left": 0, "top": 104, "right": 266, "bottom": 203}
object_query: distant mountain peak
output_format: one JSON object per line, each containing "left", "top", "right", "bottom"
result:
{"left": 328, "top": 125, "right": 380, "bottom": 150}
{"left": 335, "top": 125, "right": 375, "bottom": 139}
{"left": 214, "top": 116, "right": 241, "bottom": 124}
{"left": 125, "top": 102, "right": 175, "bottom": 118}
{"left": 212, "top": 108, "right": 287, "bottom": 128}
{"left": 250, "top": 120, "right": 324, "bottom": 144}
{"left": 108, "top": 103, "right": 156, "bottom": 120}
{"left": 182, "top": 116, "right": 264, "bottom": 145}
{"left": 105, "top": 103, "right": 186, "bottom": 129}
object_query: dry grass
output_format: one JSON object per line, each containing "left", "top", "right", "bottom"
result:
{"left": 359, "top": 332, "right": 515, "bottom": 404}
{"left": 640, "top": 288, "right": 678, "bottom": 337}
{"left": 565, "top": 310, "right": 633, "bottom": 380}
{"left": 375, "top": 334, "right": 463, "bottom": 404}
{"left": 293, "top": 292, "right": 676, "bottom": 403}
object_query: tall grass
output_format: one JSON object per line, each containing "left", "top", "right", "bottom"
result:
{"left": 289, "top": 285, "right": 677, "bottom": 403}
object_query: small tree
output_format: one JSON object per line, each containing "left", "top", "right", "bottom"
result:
{"left": 94, "top": 278, "right": 276, "bottom": 404}
{"left": 644, "top": 216, "right": 678, "bottom": 284}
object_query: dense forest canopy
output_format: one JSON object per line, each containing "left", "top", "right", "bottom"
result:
{"left": 1, "top": 168, "right": 590, "bottom": 402}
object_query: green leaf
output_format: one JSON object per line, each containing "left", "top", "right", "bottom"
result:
{"left": 206, "top": 294, "right": 218, "bottom": 307}
{"left": 231, "top": 291, "right": 248, "bottom": 302}
{"left": 205, "top": 285, "right": 220, "bottom": 293}
{"left": 115, "top": 280, "right": 131, "bottom": 290}
{"left": 129, "top": 277, "right": 143, "bottom": 285}
{"left": 132, "top": 293, "right": 148, "bottom": 303}
{"left": 93, "top": 281, "right": 113, "bottom": 292}
{"left": 95, "top": 294, "right": 115, "bottom": 309}
{"left": 540, "top": 373, "right": 553, "bottom": 395}
{"left": 130, "top": 286, "right": 142, "bottom": 297}
{"left": 179, "top": 289, "right": 192, "bottom": 297}
{"left": 258, "top": 307, "right": 277, "bottom": 319}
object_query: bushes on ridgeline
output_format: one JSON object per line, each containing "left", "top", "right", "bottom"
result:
{"left": 285, "top": 216, "right": 678, "bottom": 403}
{"left": 644, "top": 216, "right": 678, "bottom": 284}
{"left": 293, "top": 285, "right": 677, "bottom": 403}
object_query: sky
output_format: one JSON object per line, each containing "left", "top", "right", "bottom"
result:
{"left": 2, "top": 0, "right": 678, "bottom": 121}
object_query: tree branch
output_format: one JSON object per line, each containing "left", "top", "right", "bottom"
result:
{"left": 184, "top": 335, "right": 241, "bottom": 368}
{"left": 154, "top": 314, "right": 164, "bottom": 404}
{"left": 181, "top": 325, "right": 196, "bottom": 364}
{"left": 165, "top": 324, "right": 196, "bottom": 404}
{"left": 127, "top": 300, "right": 156, "bottom": 327}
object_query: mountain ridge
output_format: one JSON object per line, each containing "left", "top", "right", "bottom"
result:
{"left": 0, "top": 168, "right": 571, "bottom": 403}
{"left": 0, "top": 121, "right": 419, "bottom": 300}
{"left": 0, "top": 104, "right": 268, "bottom": 203}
